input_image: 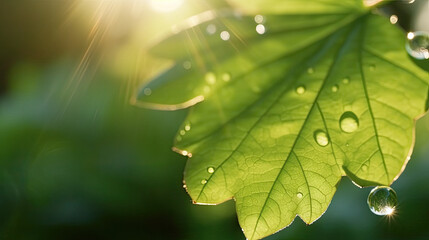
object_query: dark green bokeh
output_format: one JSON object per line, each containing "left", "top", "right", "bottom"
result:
{"left": 0, "top": 1, "right": 428, "bottom": 239}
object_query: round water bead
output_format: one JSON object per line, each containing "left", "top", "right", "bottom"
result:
{"left": 340, "top": 111, "right": 359, "bottom": 133}
{"left": 207, "top": 167, "right": 215, "bottom": 174}
{"left": 406, "top": 31, "right": 429, "bottom": 60}
{"left": 296, "top": 85, "right": 306, "bottom": 95}
{"left": 367, "top": 186, "right": 398, "bottom": 216}
{"left": 256, "top": 24, "right": 266, "bottom": 35}
{"left": 314, "top": 130, "right": 329, "bottom": 147}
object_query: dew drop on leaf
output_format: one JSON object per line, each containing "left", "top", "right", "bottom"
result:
{"left": 143, "top": 88, "right": 152, "bottom": 96}
{"left": 295, "top": 85, "right": 306, "bottom": 95}
{"left": 222, "top": 73, "right": 231, "bottom": 82}
{"left": 180, "top": 130, "right": 186, "bottom": 135}
{"left": 220, "top": 31, "right": 230, "bottom": 41}
{"left": 307, "top": 67, "right": 314, "bottom": 74}
{"left": 201, "top": 179, "right": 208, "bottom": 185}
{"left": 367, "top": 186, "right": 398, "bottom": 216}
{"left": 342, "top": 77, "right": 350, "bottom": 84}
{"left": 331, "top": 85, "right": 339, "bottom": 92}
{"left": 314, "top": 130, "right": 329, "bottom": 147}
{"left": 185, "top": 124, "right": 191, "bottom": 131}
{"left": 254, "top": 14, "right": 264, "bottom": 24}
{"left": 406, "top": 31, "right": 429, "bottom": 60}
{"left": 207, "top": 167, "right": 215, "bottom": 174}
{"left": 340, "top": 112, "right": 359, "bottom": 133}
{"left": 389, "top": 15, "right": 398, "bottom": 24}
{"left": 256, "top": 24, "right": 266, "bottom": 35}
{"left": 183, "top": 61, "right": 192, "bottom": 70}
{"left": 205, "top": 72, "right": 216, "bottom": 85}
{"left": 297, "top": 192, "right": 303, "bottom": 198}
{"left": 206, "top": 24, "right": 216, "bottom": 35}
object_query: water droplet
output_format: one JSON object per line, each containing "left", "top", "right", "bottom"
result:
{"left": 183, "top": 61, "right": 192, "bottom": 70}
{"left": 296, "top": 85, "right": 306, "bottom": 95}
{"left": 205, "top": 72, "right": 216, "bottom": 85}
{"left": 389, "top": 15, "right": 398, "bottom": 24}
{"left": 181, "top": 150, "right": 188, "bottom": 156}
{"left": 222, "top": 73, "right": 231, "bottom": 82}
{"left": 143, "top": 88, "right": 152, "bottom": 96}
{"left": 362, "top": 165, "right": 368, "bottom": 171}
{"left": 201, "top": 179, "right": 207, "bottom": 185}
{"left": 342, "top": 77, "right": 350, "bottom": 84}
{"left": 254, "top": 15, "right": 265, "bottom": 24}
{"left": 176, "top": 135, "right": 182, "bottom": 142}
{"left": 185, "top": 124, "right": 191, "bottom": 131}
{"left": 367, "top": 186, "right": 398, "bottom": 216}
{"left": 408, "top": 0, "right": 415, "bottom": 3}
{"left": 182, "top": 184, "right": 187, "bottom": 188}
{"left": 297, "top": 192, "right": 303, "bottom": 198}
{"left": 256, "top": 24, "right": 266, "bottom": 35}
{"left": 220, "top": 31, "right": 230, "bottom": 41}
{"left": 369, "top": 64, "right": 376, "bottom": 71}
{"left": 206, "top": 24, "right": 216, "bottom": 35}
{"left": 340, "top": 112, "right": 359, "bottom": 133}
{"left": 207, "top": 167, "right": 215, "bottom": 174}
{"left": 406, "top": 31, "right": 429, "bottom": 60}
{"left": 307, "top": 68, "right": 314, "bottom": 74}
{"left": 314, "top": 130, "right": 329, "bottom": 147}
{"left": 331, "top": 85, "right": 339, "bottom": 93}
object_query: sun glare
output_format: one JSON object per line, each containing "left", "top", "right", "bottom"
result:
{"left": 385, "top": 207, "right": 395, "bottom": 216}
{"left": 149, "top": 0, "right": 184, "bottom": 13}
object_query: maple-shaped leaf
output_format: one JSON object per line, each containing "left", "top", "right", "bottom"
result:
{"left": 137, "top": 0, "right": 429, "bottom": 239}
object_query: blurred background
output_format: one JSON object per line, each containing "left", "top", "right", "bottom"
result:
{"left": 0, "top": 0, "right": 428, "bottom": 239}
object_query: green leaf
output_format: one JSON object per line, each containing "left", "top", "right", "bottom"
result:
{"left": 138, "top": 0, "right": 429, "bottom": 239}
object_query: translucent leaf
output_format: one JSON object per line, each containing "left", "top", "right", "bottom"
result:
{"left": 138, "top": 0, "right": 429, "bottom": 239}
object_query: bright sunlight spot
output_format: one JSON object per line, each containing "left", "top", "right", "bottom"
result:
{"left": 149, "top": 0, "right": 184, "bottom": 13}
{"left": 256, "top": 24, "right": 266, "bottom": 34}
{"left": 220, "top": 31, "right": 230, "bottom": 41}
{"left": 385, "top": 207, "right": 395, "bottom": 216}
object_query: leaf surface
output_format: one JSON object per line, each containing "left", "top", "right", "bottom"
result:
{"left": 138, "top": 0, "right": 429, "bottom": 239}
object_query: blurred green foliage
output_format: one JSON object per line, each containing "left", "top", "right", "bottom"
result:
{"left": 0, "top": 0, "right": 428, "bottom": 239}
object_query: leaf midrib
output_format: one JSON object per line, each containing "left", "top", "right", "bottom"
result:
{"left": 177, "top": 12, "right": 364, "bottom": 151}
{"left": 194, "top": 33, "right": 339, "bottom": 202}
{"left": 250, "top": 19, "right": 361, "bottom": 240}
{"left": 357, "top": 16, "right": 390, "bottom": 183}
